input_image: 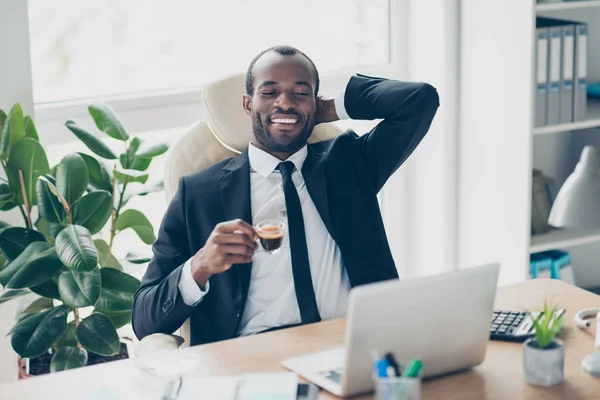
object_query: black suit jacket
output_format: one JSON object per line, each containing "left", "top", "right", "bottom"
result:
{"left": 132, "top": 74, "right": 439, "bottom": 346}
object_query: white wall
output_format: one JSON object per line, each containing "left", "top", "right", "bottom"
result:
{"left": 458, "top": 0, "right": 535, "bottom": 285}
{"left": 0, "top": 0, "right": 34, "bottom": 114}
{"left": 386, "top": 0, "right": 459, "bottom": 278}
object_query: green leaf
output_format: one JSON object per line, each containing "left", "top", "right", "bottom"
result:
{"left": 129, "top": 137, "right": 142, "bottom": 155}
{"left": 88, "top": 103, "right": 129, "bottom": 141}
{"left": 47, "top": 223, "right": 65, "bottom": 238}
{"left": 54, "top": 322, "right": 77, "bottom": 347}
{"left": 78, "top": 153, "right": 112, "bottom": 192}
{"left": 137, "top": 141, "right": 169, "bottom": 158}
{"left": 94, "top": 239, "right": 122, "bottom": 270}
{"left": 36, "top": 176, "right": 67, "bottom": 224}
{"left": 0, "top": 227, "right": 47, "bottom": 262}
{"left": 118, "top": 153, "right": 128, "bottom": 170}
{"left": 93, "top": 309, "right": 131, "bottom": 329}
{"left": 130, "top": 157, "right": 152, "bottom": 172}
{"left": 1, "top": 104, "right": 26, "bottom": 160}
{"left": 38, "top": 175, "right": 69, "bottom": 211}
{"left": 66, "top": 120, "right": 117, "bottom": 160}
{"left": 11, "top": 305, "right": 69, "bottom": 358}
{"left": 55, "top": 225, "right": 98, "bottom": 272}
{"left": 0, "top": 289, "right": 30, "bottom": 305}
{"left": 0, "top": 110, "right": 6, "bottom": 149}
{"left": 0, "top": 242, "right": 62, "bottom": 288}
{"left": 115, "top": 209, "right": 155, "bottom": 244}
{"left": 125, "top": 252, "right": 151, "bottom": 264}
{"left": 94, "top": 268, "right": 140, "bottom": 312}
{"left": 35, "top": 218, "right": 52, "bottom": 243}
{"left": 50, "top": 346, "right": 88, "bottom": 372}
{"left": 24, "top": 116, "right": 39, "bottom": 141}
{"left": 30, "top": 279, "right": 61, "bottom": 299}
{"left": 0, "top": 183, "right": 16, "bottom": 210}
{"left": 74, "top": 191, "right": 113, "bottom": 235}
{"left": 76, "top": 313, "right": 120, "bottom": 356}
{"left": 113, "top": 169, "right": 148, "bottom": 184}
{"left": 120, "top": 154, "right": 152, "bottom": 172}
{"left": 532, "top": 303, "right": 563, "bottom": 348}
{"left": 22, "top": 297, "right": 53, "bottom": 314}
{"left": 6, "top": 138, "right": 50, "bottom": 206}
{"left": 56, "top": 153, "right": 89, "bottom": 206}
{"left": 58, "top": 267, "right": 101, "bottom": 307}
{"left": 123, "top": 181, "right": 164, "bottom": 204}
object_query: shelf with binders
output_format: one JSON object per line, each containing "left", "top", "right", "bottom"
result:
{"left": 534, "top": 5, "right": 600, "bottom": 135}
{"left": 537, "top": 0, "right": 600, "bottom": 12}
{"left": 533, "top": 98, "right": 600, "bottom": 135}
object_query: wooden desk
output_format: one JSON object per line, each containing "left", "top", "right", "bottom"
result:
{"left": 2, "top": 279, "right": 600, "bottom": 399}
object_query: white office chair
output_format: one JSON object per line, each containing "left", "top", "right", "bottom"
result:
{"left": 161, "top": 73, "right": 342, "bottom": 347}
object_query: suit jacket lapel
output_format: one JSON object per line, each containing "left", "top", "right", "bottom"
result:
{"left": 302, "top": 146, "right": 334, "bottom": 238}
{"left": 219, "top": 150, "right": 253, "bottom": 309}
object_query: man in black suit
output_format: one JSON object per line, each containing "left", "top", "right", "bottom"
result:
{"left": 132, "top": 45, "right": 439, "bottom": 346}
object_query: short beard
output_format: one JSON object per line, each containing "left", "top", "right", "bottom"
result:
{"left": 252, "top": 112, "right": 314, "bottom": 153}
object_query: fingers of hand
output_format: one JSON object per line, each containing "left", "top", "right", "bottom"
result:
{"left": 215, "top": 219, "right": 257, "bottom": 240}
{"left": 213, "top": 248, "right": 253, "bottom": 266}
{"left": 213, "top": 233, "right": 257, "bottom": 250}
{"left": 218, "top": 244, "right": 255, "bottom": 257}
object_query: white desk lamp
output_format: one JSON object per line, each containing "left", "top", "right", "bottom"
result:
{"left": 548, "top": 145, "right": 600, "bottom": 376}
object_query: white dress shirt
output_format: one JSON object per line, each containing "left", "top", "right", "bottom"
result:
{"left": 178, "top": 85, "right": 351, "bottom": 336}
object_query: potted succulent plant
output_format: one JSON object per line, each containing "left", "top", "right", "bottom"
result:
{"left": 522, "top": 301, "right": 564, "bottom": 386}
{"left": 0, "top": 102, "right": 167, "bottom": 376}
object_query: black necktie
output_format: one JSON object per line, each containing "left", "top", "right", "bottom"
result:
{"left": 278, "top": 161, "right": 321, "bottom": 324}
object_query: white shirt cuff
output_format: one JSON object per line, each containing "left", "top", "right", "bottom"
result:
{"left": 178, "top": 258, "right": 209, "bottom": 306}
{"left": 334, "top": 76, "right": 352, "bottom": 120}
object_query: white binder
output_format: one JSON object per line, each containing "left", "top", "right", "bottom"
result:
{"left": 535, "top": 25, "right": 549, "bottom": 127}
{"left": 547, "top": 25, "right": 562, "bottom": 125}
{"left": 574, "top": 23, "right": 588, "bottom": 122}
{"left": 560, "top": 24, "right": 575, "bottom": 124}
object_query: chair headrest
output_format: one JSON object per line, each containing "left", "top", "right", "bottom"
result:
{"left": 202, "top": 73, "right": 342, "bottom": 153}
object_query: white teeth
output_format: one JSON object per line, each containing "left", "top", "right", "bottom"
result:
{"left": 271, "top": 118, "right": 298, "bottom": 124}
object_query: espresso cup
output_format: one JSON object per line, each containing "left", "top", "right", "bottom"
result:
{"left": 255, "top": 220, "right": 285, "bottom": 254}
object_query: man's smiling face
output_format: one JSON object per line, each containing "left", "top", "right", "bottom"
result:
{"left": 243, "top": 51, "right": 318, "bottom": 155}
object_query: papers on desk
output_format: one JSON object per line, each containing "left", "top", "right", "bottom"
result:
{"left": 76, "top": 387, "right": 122, "bottom": 400}
{"left": 177, "top": 373, "right": 298, "bottom": 400}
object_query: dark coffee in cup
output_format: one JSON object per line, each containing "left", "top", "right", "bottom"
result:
{"left": 256, "top": 221, "right": 285, "bottom": 254}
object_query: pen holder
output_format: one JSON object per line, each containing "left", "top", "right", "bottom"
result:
{"left": 374, "top": 376, "right": 421, "bottom": 400}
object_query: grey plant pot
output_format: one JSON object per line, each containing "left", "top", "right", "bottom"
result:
{"left": 523, "top": 338, "right": 564, "bottom": 386}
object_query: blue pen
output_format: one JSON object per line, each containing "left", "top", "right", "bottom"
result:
{"left": 375, "top": 358, "right": 390, "bottom": 378}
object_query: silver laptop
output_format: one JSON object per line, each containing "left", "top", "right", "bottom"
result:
{"left": 282, "top": 264, "right": 500, "bottom": 397}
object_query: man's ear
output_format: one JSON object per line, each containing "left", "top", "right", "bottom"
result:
{"left": 242, "top": 95, "right": 252, "bottom": 115}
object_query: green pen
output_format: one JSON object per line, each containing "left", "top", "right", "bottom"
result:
{"left": 402, "top": 358, "right": 423, "bottom": 378}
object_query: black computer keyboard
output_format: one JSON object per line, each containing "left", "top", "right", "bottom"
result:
{"left": 490, "top": 309, "right": 565, "bottom": 342}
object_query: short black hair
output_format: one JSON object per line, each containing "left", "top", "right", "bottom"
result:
{"left": 245, "top": 45, "right": 320, "bottom": 97}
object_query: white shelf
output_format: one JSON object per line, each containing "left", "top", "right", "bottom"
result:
{"left": 530, "top": 229, "right": 600, "bottom": 252}
{"left": 537, "top": 0, "right": 600, "bottom": 12}
{"left": 533, "top": 99, "right": 600, "bottom": 135}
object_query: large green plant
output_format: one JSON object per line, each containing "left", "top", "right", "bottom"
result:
{"left": 0, "top": 103, "right": 167, "bottom": 372}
